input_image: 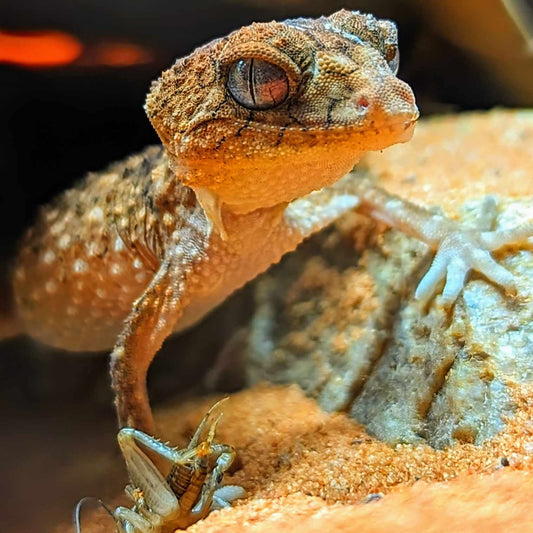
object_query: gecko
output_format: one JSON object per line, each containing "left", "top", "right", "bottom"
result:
{"left": 8, "top": 10, "right": 532, "bottom": 435}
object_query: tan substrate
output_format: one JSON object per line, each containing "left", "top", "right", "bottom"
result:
{"left": 64, "top": 383, "right": 533, "bottom": 532}
{"left": 363, "top": 110, "right": 533, "bottom": 210}
{"left": 188, "top": 471, "right": 533, "bottom": 533}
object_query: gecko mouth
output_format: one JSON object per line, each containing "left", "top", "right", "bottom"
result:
{"left": 368, "top": 105, "right": 420, "bottom": 143}
{"left": 177, "top": 107, "right": 419, "bottom": 162}
{"left": 395, "top": 116, "right": 418, "bottom": 142}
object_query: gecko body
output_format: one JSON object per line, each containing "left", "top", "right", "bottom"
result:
{"left": 11, "top": 11, "right": 530, "bottom": 433}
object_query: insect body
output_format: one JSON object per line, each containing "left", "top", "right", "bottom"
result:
{"left": 76, "top": 399, "right": 245, "bottom": 533}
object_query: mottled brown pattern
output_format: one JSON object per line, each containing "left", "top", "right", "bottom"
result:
{"left": 12, "top": 10, "right": 419, "bottom": 434}
{"left": 11, "top": 10, "right": 532, "bottom": 439}
{"left": 12, "top": 10, "right": 532, "bottom": 437}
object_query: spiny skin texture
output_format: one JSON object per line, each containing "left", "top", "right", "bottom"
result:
{"left": 14, "top": 147, "right": 294, "bottom": 352}
{"left": 12, "top": 11, "right": 530, "bottom": 434}
{"left": 146, "top": 11, "right": 414, "bottom": 215}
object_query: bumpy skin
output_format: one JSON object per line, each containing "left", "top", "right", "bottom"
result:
{"left": 11, "top": 11, "right": 529, "bottom": 434}
{"left": 146, "top": 12, "right": 414, "bottom": 215}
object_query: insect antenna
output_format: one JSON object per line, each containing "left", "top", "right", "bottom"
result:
{"left": 74, "top": 496, "right": 115, "bottom": 533}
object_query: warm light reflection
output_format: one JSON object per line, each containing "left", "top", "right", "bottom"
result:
{"left": 0, "top": 30, "right": 82, "bottom": 67}
{"left": 89, "top": 42, "right": 152, "bottom": 66}
{"left": 0, "top": 30, "right": 153, "bottom": 68}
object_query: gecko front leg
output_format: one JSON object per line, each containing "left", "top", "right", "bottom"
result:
{"left": 284, "top": 173, "right": 532, "bottom": 307}
{"left": 354, "top": 179, "right": 533, "bottom": 306}
{"left": 111, "top": 226, "right": 208, "bottom": 433}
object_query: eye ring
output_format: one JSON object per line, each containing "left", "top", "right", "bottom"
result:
{"left": 227, "top": 57, "right": 290, "bottom": 111}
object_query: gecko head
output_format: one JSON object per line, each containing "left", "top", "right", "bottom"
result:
{"left": 146, "top": 10, "right": 418, "bottom": 221}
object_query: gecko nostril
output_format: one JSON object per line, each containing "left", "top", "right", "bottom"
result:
{"left": 357, "top": 95, "right": 370, "bottom": 110}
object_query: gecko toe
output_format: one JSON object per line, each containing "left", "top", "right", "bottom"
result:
{"left": 414, "top": 253, "right": 448, "bottom": 303}
{"left": 440, "top": 257, "right": 469, "bottom": 307}
{"left": 414, "top": 229, "right": 522, "bottom": 307}
{"left": 471, "top": 254, "right": 517, "bottom": 295}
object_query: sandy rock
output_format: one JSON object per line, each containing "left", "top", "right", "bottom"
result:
{"left": 57, "top": 383, "right": 533, "bottom": 533}
{"left": 247, "top": 110, "right": 533, "bottom": 448}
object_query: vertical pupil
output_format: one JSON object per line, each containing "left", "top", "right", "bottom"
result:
{"left": 249, "top": 58, "right": 256, "bottom": 107}
{"left": 227, "top": 57, "right": 289, "bottom": 110}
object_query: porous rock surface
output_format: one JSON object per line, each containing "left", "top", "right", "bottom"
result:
{"left": 247, "top": 110, "right": 533, "bottom": 448}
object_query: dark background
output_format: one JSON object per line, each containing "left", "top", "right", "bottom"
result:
{"left": 0, "top": 0, "right": 532, "bottom": 531}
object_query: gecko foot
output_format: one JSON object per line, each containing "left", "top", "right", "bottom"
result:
{"left": 415, "top": 222, "right": 533, "bottom": 307}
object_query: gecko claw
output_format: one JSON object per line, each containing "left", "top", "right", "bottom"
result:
{"left": 414, "top": 223, "right": 530, "bottom": 307}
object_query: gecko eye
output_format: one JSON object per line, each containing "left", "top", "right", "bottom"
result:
{"left": 385, "top": 44, "right": 399, "bottom": 75}
{"left": 227, "top": 58, "right": 289, "bottom": 110}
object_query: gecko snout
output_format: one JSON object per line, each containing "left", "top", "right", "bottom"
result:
{"left": 358, "top": 73, "right": 419, "bottom": 130}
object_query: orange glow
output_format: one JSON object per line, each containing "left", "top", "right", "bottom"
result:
{"left": 91, "top": 42, "right": 152, "bottom": 66}
{"left": 0, "top": 30, "right": 153, "bottom": 68}
{"left": 0, "top": 30, "right": 82, "bottom": 67}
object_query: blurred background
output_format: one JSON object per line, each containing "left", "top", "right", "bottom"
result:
{"left": 0, "top": 0, "right": 532, "bottom": 531}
